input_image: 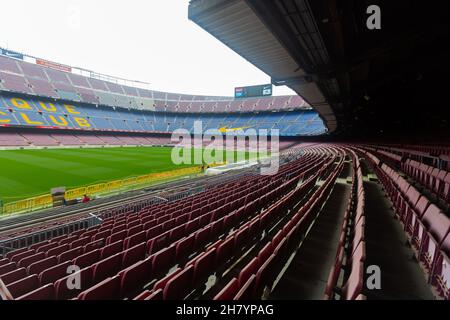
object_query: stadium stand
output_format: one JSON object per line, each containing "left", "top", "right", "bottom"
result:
{"left": 0, "top": 55, "right": 308, "bottom": 113}
{"left": 0, "top": 146, "right": 342, "bottom": 299}
{"left": 324, "top": 149, "right": 366, "bottom": 300}
{"left": 0, "top": 93, "right": 325, "bottom": 138}
{"left": 356, "top": 146, "right": 449, "bottom": 299}
{"left": 0, "top": 143, "right": 449, "bottom": 300}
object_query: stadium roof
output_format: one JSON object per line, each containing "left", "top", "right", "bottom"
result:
{"left": 189, "top": 0, "right": 450, "bottom": 138}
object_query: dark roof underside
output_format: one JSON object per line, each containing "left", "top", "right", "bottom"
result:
{"left": 189, "top": 0, "right": 450, "bottom": 140}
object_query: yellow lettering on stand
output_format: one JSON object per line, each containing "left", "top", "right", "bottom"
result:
{"left": 49, "top": 115, "right": 68, "bottom": 126}
{"left": 21, "top": 113, "right": 43, "bottom": 125}
{"left": 39, "top": 101, "right": 57, "bottom": 112}
{"left": 11, "top": 98, "right": 32, "bottom": 110}
{"left": 74, "top": 117, "right": 91, "bottom": 128}
{"left": 0, "top": 111, "right": 11, "bottom": 123}
{"left": 65, "top": 105, "right": 80, "bottom": 115}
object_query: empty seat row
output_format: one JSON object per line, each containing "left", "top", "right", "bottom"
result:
{"left": 0, "top": 148, "right": 332, "bottom": 299}
{"left": 402, "top": 159, "right": 450, "bottom": 203}
{"left": 213, "top": 154, "right": 345, "bottom": 300}
{"left": 364, "top": 149, "right": 450, "bottom": 300}
{"left": 128, "top": 158, "right": 334, "bottom": 300}
{"left": 325, "top": 149, "right": 367, "bottom": 300}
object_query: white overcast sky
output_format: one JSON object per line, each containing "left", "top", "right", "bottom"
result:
{"left": 0, "top": 0, "right": 296, "bottom": 97}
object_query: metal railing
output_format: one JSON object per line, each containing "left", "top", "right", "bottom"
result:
{"left": 0, "top": 215, "right": 99, "bottom": 256}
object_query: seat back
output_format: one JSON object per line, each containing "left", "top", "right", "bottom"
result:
{"left": 341, "top": 261, "right": 364, "bottom": 300}
{"left": 234, "top": 274, "right": 256, "bottom": 300}
{"left": 73, "top": 249, "right": 100, "bottom": 269}
{"left": 119, "top": 258, "right": 152, "bottom": 298}
{"left": 17, "top": 284, "right": 55, "bottom": 300}
{"left": 39, "top": 261, "right": 73, "bottom": 285}
{"left": 213, "top": 277, "right": 239, "bottom": 300}
{"left": 163, "top": 265, "right": 194, "bottom": 300}
{"left": 122, "top": 243, "right": 146, "bottom": 269}
{"left": 77, "top": 276, "right": 121, "bottom": 300}
{"left": 238, "top": 257, "right": 259, "bottom": 286}
{"left": 54, "top": 267, "right": 93, "bottom": 300}
{"left": 7, "top": 274, "right": 39, "bottom": 298}
{"left": 28, "top": 256, "right": 58, "bottom": 275}
{"left": 0, "top": 268, "right": 27, "bottom": 286}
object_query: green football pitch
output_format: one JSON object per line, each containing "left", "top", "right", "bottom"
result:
{"left": 0, "top": 146, "right": 256, "bottom": 203}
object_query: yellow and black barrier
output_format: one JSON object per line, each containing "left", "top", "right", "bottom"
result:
{"left": 1, "top": 165, "right": 207, "bottom": 216}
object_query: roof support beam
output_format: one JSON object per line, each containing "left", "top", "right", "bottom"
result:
{"left": 245, "top": 0, "right": 315, "bottom": 73}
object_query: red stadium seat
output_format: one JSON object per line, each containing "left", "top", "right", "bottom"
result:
{"left": 234, "top": 226, "right": 249, "bottom": 251}
{"left": 5, "top": 248, "right": 30, "bottom": 260}
{"left": 186, "top": 216, "right": 200, "bottom": 234}
{"left": 78, "top": 276, "right": 121, "bottom": 300}
{"left": 153, "top": 268, "right": 181, "bottom": 292}
{"left": 121, "top": 242, "right": 146, "bottom": 268}
{"left": 146, "top": 225, "right": 162, "bottom": 240}
{"left": 193, "top": 248, "right": 216, "bottom": 285}
{"left": 234, "top": 274, "right": 256, "bottom": 300}
{"left": 213, "top": 277, "right": 239, "bottom": 300}
{"left": 341, "top": 261, "right": 364, "bottom": 300}
{"left": 127, "top": 225, "right": 143, "bottom": 237}
{"left": 84, "top": 239, "right": 106, "bottom": 253}
{"left": 151, "top": 246, "right": 175, "bottom": 276}
{"left": 123, "top": 231, "right": 147, "bottom": 249}
{"left": 147, "top": 232, "right": 170, "bottom": 255}
{"left": 100, "top": 240, "right": 123, "bottom": 259}
{"left": 7, "top": 274, "right": 40, "bottom": 298}
{"left": 194, "top": 226, "right": 211, "bottom": 250}
{"left": 57, "top": 235, "right": 78, "bottom": 246}
{"left": 215, "top": 237, "right": 235, "bottom": 268}
{"left": 39, "top": 261, "right": 73, "bottom": 285}
{"left": 17, "top": 284, "right": 55, "bottom": 300}
{"left": 238, "top": 257, "right": 259, "bottom": 286}
{"left": 54, "top": 267, "right": 93, "bottom": 300}
{"left": 419, "top": 211, "right": 450, "bottom": 269}
{"left": 162, "top": 219, "right": 176, "bottom": 233}
{"left": 27, "top": 256, "right": 58, "bottom": 275}
{"left": 223, "top": 214, "right": 235, "bottom": 233}
{"left": 69, "top": 237, "right": 91, "bottom": 249}
{"left": 29, "top": 241, "right": 50, "bottom": 251}
{"left": 93, "top": 253, "right": 122, "bottom": 284}
{"left": 73, "top": 249, "right": 100, "bottom": 269}
{"left": 271, "top": 230, "right": 284, "bottom": 250}
{"left": 169, "top": 224, "right": 185, "bottom": 243}
{"left": 111, "top": 225, "right": 127, "bottom": 236}
{"left": 93, "top": 230, "right": 111, "bottom": 242}
{"left": 0, "top": 262, "right": 17, "bottom": 276}
{"left": 144, "top": 288, "right": 163, "bottom": 300}
{"left": 36, "top": 242, "right": 59, "bottom": 254}
{"left": 119, "top": 257, "right": 152, "bottom": 298}
{"left": 258, "top": 242, "right": 272, "bottom": 264}
{"left": 58, "top": 246, "right": 84, "bottom": 263}
{"left": 0, "top": 268, "right": 27, "bottom": 285}
{"left": 209, "top": 218, "right": 224, "bottom": 239}
{"left": 18, "top": 252, "right": 46, "bottom": 268}
{"left": 175, "top": 234, "right": 195, "bottom": 260}
{"left": 175, "top": 214, "right": 189, "bottom": 225}
{"left": 163, "top": 265, "right": 194, "bottom": 300}
{"left": 132, "top": 290, "right": 152, "bottom": 300}
{"left": 254, "top": 254, "right": 276, "bottom": 298}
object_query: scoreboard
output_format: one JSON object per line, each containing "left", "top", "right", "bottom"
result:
{"left": 235, "top": 84, "right": 272, "bottom": 99}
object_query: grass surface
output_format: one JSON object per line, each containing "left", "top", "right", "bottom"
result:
{"left": 0, "top": 146, "right": 255, "bottom": 203}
